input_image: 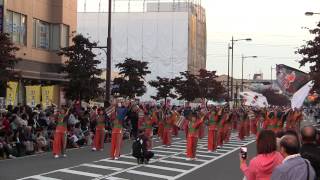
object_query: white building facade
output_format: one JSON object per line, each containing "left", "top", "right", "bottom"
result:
{"left": 77, "top": 0, "right": 206, "bottom": 100}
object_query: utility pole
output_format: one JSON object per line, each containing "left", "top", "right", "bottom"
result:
{"left": 227, "top": 44, "right": 231, "bottom": 101}
{"left": 106, "top": 0, "right": 112, "bottom": 108}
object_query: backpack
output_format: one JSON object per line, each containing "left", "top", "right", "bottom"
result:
{"left": 132, "top": 138, "right": 143, "bottom": 158}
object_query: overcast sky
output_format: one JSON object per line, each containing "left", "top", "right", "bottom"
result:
{"left": 78, "top": 0, "right": 320, "bottom": 80}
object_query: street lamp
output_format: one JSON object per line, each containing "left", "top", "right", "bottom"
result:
{"left": 241, "top": 55, "right": 257, "bottom": 91}
{"left": 230, "top": 37, "right": 252, "bottom": 103}
{"left": 305, "top": 12, "right": 320, "bottom": 16}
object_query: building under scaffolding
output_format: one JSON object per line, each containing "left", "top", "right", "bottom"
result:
{"left": 78, "top": 0, "right": 206, "bottom": 100}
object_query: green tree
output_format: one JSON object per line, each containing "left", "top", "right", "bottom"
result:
{"left": 297, "top": 21, "right": 320, "bottom": 92}
{"left": 197, "top": 69, "right": 226, "bottom": 102}
{"left": 112, "top": 58, "right": 151, "bottom": 98}
{"left": 58, "top": 34, "right": 103, "bottom": 103}
{"left": 0, "top": 33, "right": 20, "bottom": 94}
{"left": 149, "top": 77, "right": 177, "bottom": 102}
{"left": 173, "top": 71, "right": 200, "bottom": 102}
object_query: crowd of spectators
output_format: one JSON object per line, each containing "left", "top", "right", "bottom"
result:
{"left": 240, "top": 126, "right": 320, "bottom": 180}
{"left": 0, "top": 103, "right": 135, "bottom": 160}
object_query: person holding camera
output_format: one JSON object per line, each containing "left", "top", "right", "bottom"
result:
{"left": 240, "top": 130, "right": 283, "bottom": 180}
{"left": 132, "top": 129, "right": 154, "bottom": 164}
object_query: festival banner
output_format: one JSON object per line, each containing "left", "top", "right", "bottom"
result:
{"left": 291, "top": 81, "right": 314, "bottom": 109}
{"left": 276, "top": 64, "right": 309, "bottom": 95}
{"left": 6, "top": 81, "right": 18, "bottom": 106}
{"left": 25, "top": 85, "right": 41, "bottom": 107}
{"left": 42, "top": 85, "right": 60, "bottom": 108}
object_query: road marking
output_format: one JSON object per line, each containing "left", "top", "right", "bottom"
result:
{"left": 170, "top": 156, "right": 207, "bottom": 162}
{"left": 58, "top": 169, "right": 102, "bottom": 177}
{"left": 81, "top": 163, "right": 123, "bottom": 171}
{"left": 196, "top": 154, "right": 216, "bottom": 158}
{"left": 169, "top": 144, "right": 186, "bottom": 148}
{"left": 99, "top": 159, "right": 137, "bottom": 165}
{"left": 144, "top": 164, "right": 187, "bottom": 173}
{"left": 170, "top": 137, "right": 256, "bottom": 180}
{"left": 155, "top": 146, "right": 185, "bottom": 151}
{"left": 159, "top": 160, "right": 198, "bottom": 167}
{"left": 152, "top": 149, "right": 178, "bottom": 154}
{"left": 28, "top": 175, "right": 62, "bottom": 180}
{"left": 105, "top": 177, "right": 130, "bottom": 180}
{"left": 120, "top": 155, "right": 136, "bottom": 159}
{"left": 126, "top": 170, "right": 173, "bottom": 179}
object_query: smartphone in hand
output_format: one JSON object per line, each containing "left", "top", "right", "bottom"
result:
{"left": 240, "top": 146, "right": 247, "bottom": 159}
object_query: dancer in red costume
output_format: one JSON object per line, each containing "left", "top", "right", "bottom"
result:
{"left": 171, "top": 107, "right": 180, "bottom": 137}
{"left": 186, "top": 111, "right": 204, "bottom": 160}
{"left": 207, "top": 108, "right": 218, "bottom": 152}
{"left": 162, "top": 110, "right": 174, "bottom": 147}
{"left": 53, "top": 108, "right": 68, "bottom": 158}
{"left": 92, "top": 108, "right": 105, "bottom": 151}
{"left": 109, "top": 106, "right": 123, "bottom": 160}
{"left": 156, "top": 106, "right": 164, "bottom": 139}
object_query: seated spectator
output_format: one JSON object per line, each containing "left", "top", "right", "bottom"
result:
{"left": 300, "top": 125, "right": 320, "bottom": 179}
{"left": 0, "top": 136, "right": 15, "bottom": 159}
{"left": 132, "top": 129, "right": 154, "bottom": 164}
{"left": 36, "top": 129, "right": 48, "bottom": 153}
{"left": 240, "top": 130, "right": 283, "bottom": 180}
{"left": 271, "top": 134, "right": 316, "bottom": 180}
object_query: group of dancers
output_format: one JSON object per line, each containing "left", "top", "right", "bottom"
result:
{"left": 51, "top": 103, "right": 304, "bottom": 160}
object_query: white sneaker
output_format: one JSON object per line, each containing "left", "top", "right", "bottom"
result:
{"left": 54, "top": 155, "right": 59, "bottom": 159}
{"left": 62, "top": 154, "right": 67, "bottom": 158}
{"left": 91, "top": 148, "right": 97, "bottom": 151}
{"left": 208, "top": 150, "right": 213, "bottom": 152}
{"left": 191, "top": 158, "right": 196, "bottom": 161}
{"left": 186, "top": 158, "right": 192, "bottom": 161}
{"left": 114, "top": 157, "right": 119, "bottom": 160}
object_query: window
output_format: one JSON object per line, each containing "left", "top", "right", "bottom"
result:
{"left": 50, "top": 24, "right": 60, "bottom": 50}
{"left": 61, "top": 24, "right": 69, "bottom": 48}
{"left": 5, "top": 10, "right": 26, "bottom": 45}
{"left": 33, "top": 19, "right": 70, "bottom": 50}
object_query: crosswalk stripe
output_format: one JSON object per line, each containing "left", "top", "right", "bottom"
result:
{"left": 169, "top": 145, "right": 186, "bottom": 148}
{"left": 196, "top": 154, "right": 216, "bottom": 158}
{"left": 152, "top": 149, "right": 177, "bottom": 154}
{"left": 58, "top": 169, "right": 102, "bottom": 178}
{"left": 99, "top": 159, "right": 137, "bottom": 165}
{"left": 144, "top": 164, "right": 187, "bottom": 173}
{"left": 170, "top": 156, "right": 207, "bottom": 162}
{"left": 81, "top": 163, "right": 123, "bottom": 171}
{"left": 28, "top": 175, "right": 62, "bottom": 180}
{"left": 155, "top": 147, "right": 185, "bottom": 151}
{"left": 126, "top": 170, "right": 173, "bottom": 179}
{"left": 105, "top": 177, "right": 130, "bottom": 180}
{"left": 159, "top": 160, "right": 198, "bottom": 167}
{"left": 121, "top": 155, "right": 136, "bottom": 159}
{"left": 197, "top": 150, "right": 224, "bottom": 155}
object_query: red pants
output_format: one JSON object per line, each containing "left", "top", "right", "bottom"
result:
{"left": 186, "top": 136, "right": 198, "bottom": 158}
{"left": 224, "top": 125, "right": 231, "bottom": 143}
{"left": 53, "top": 131, "right": 66, "bottom": 155}
{"left": 172, "top": 125, "right": 179, "bottom": 137}
{"left": 251, "top": 120, "right": 258, "bottom": 135}
{"left": 158, "top": 123, "right": 164, "bottom": 138}
{"left": 198, "top": 125, "right": 205, "bottom": 139}
{"left": 217, "top": 129, "right": 224, "bottom": 146}
{"left": 239, "top": 124, "right": 245, "bottom": 140}
{"left": 245, "top": 121, "right": 250, "bottom": 136}
{"left": 208, "top": 129, "right": 217, "bottom": 151}
{"left": 162, "top": 128, "right": 172, "bottom": 146}
{"left": 92, "top": 129, "right": 105, "bottom": 150}
{"left": 110, "top": 132, "right": 122, "bottom": 159}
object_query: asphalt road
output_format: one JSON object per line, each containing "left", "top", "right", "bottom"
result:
{"left": 0, "top": 132, "right": 256, "bottom": 180}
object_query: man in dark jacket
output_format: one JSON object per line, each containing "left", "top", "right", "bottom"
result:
{"left": 134, "top": 129, "right": 154, "bottom": 164}
{"left": 300, "top": 125, "right": 320, "bottom": 179}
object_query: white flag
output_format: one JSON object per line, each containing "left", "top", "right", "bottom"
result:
{"left": 291, "top": 81, "right": 314, "bottom": 109}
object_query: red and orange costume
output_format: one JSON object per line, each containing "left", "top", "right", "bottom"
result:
{"left": 207, "top": 111, "right": 218, "bottom": 152}
{"left": 186, "top": 116, "right": 204, "bottom": 159}
{"left": 110, "top": 107, "right": 123, "bottom": 159}
{"left": 162, "top": 112, "right": 174, "bottom": 146}
{"left": 53, "top": 112, "right": 67, "bottom": 157}
{"left": 92, "top": 111, "right": 105, "bottom": 151}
